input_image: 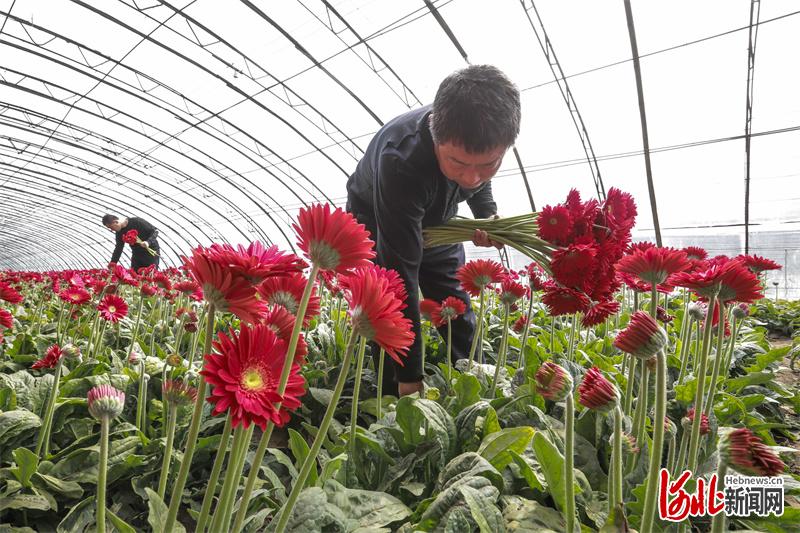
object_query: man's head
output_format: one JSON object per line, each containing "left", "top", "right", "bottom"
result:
{"left": 430, "top": 65, "right": 521, "bottom": 189}
{"left": 102, "top": 214, "right": 123, "bottom": 232}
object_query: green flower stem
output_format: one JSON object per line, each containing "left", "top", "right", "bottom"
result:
{"left": 674, "top": 425, "right": 690, "bottom": 475}
{"left": 348, "top": 336, "right": 369, "bottom": 482}
{"left": 210, "top": 425, "right": 249, "bottom": 533}
{"left": 623, "top": 356, "right": 637, "bottom": 417}
{"left": 196, "top": 415, "right": 233, "bottom": 533}
{"left": 187, "top": 308, "right": 205, "bottom": 369}
{"left": 567, "top": 313, "right": 578, "bottom": 362}
{"left": 629, "top": 363, "right": 649, "bottom": 472}
{"left": 420, "top": 321, "right": 427, "bottom": 370}
{"left": 467, "top": 289, "right": 485, "bottom": 369}
{"left": 92, "top": 320, "right": 108, "bottom": 360}
{"left": 136, "top": 359, "right": 148, "bottom": 433}
{"left": 489, "top": 304, "right": 510, "bottom": 398}
{"left": 710, "top": 460, "right": 729, "bottom": 533}
{"left": 31, "top": 291, "right": 47, "bottom": 338}
{"left": 35, "top": 358, "right": 64, "bottom": 458}
{"left": 687, "top": 294, "right": 719, "bottom": 473}
{"left": 86, "top": 308, "right": 102, "bottom": 359}
{"left": 721, "top": 316, "right": 742, "bottom": 378}
{"left": 232, "top": 265, "right": 320, "bottom": 531}
{"left": 641, "top": 345, "right": 667, "bottom": 533}
{"left": 610, "top": 406, "right": 623, "bottom": 511}
{"left": 54, "top": 301, "right": 65, "bottom": 345}
{"left": 677, "top": 317, "right": 696, "bottom": 384}
{"left": 549, "top": 315, "right": 555, "bottom": 353}
{"left": 163, "top": 303, "right": 216, "bottom": 533}
{"left": 376, "top": 348, "right": 386, "bottom": 419}
{"left": 703, "top": 303, "right": 728, "bottom": 418}
{"left": 157, "top": 403, "right": 178, "bottom": 499}
{"left": 666, "top": 432, "right": 676, "bottom": 479}
{"left": 516, "top": 294, "right": 535, "bottom": 369}
{"left": 96, "top": 416, "right": 110, "bottom": 533}
{"left": 445, "top": 321, "right": 453, "bottom": 387}
{"left": 565, "top": 393, "right": 577, "bottom": 533}
{"left": 273, "top": 330, "right": 361, "bottom": 533}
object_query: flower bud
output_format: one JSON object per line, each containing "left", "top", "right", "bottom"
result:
{"left": 128, "top": 350, "right": 141, "bottom": 365}
{"left": 166, "top": 354, "right": 183, "bottom": 368}
{"left": 426, "top": 387, "right": 440, "bottom": 401}
{"left": 162, "top": 379, "right": 197, "bottom": 406}
{"left": 614, "top": 311, "right": 668, "bottom": 360}
{"left": 577, "top": 367, "right": 619, "bottom": 413}
{"left": 687, "top": 302, "right": 705, "bottom": 321}
{"left": 87, "top": 384, "right": 125, "bottom": 420}
{"left": 681, "top": 407, "right": 709, "bottom": 435}
{"left": 732, "top": 303, "right": 749, "bottom": 320}
{"left": 719, "top": 427, "right": 784, "bottom": 477}
{"left": 535, "top": 362, "right": 573, "bottom": 402}
{"left": 61, "top": 343, "right": 81, "bottom": 359}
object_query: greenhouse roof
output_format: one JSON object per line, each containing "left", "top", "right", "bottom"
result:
{"left": 0, "top": 0, "right": 798, "bottom": 285}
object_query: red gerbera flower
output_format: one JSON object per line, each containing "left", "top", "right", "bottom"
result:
{"left": 541, "top": 283, "right": 591, "bottom": 316}
{"left": 59, "top": 286, "right": 92, "bottom": 305}
{"left": 257, "top": 272, "right": 320, "bottom": 326}
{"left": 683, "top": 407, "right": 710, "bottom": 436}
{"left": 537, "top": 205, "right": 572, "bottom": 244}
{"left": 551, "top": 244, "right": 598, "bottom": 288}
{"left": 512, "top": 315, "right": 528, "bottom": 333}
{"left": 525, "top": 263, "right": 547, "bottom": 291}
{"left": 683, "top": 246, "right": 708, "bottom": 261}
{"left": 628, "top": 241, "right": 656, "bottom": 254}
{"left": 294, "top": 203, "right": 375, "bottom": 273}
{"left": 578, "top": 367, "right": 620, "bottom": 413}
{"left": 535, "top": 362, "right": 573, "bottom": 401}
{"left": 201, "top": 324, "right": 305, "bottom": 429}
{"left": 614, "top": 311, "right": 668, "bottom": 359}
{"left": 0, "top": 281, "right": 23, "bottom": 304}
{"left": 616, "top": 247, "right": 690, "bottom": 286}
{"left": 174, "top": 279, "right": 199, "bottom": 294}
{"left": 430, "top": 296, "right": 467, "bottom": 327}
{"left": 140, "top": 284, "right": 158, "bottom": 297}
{"left": 369, "top": 266, "right": 408, "bottom": 307}
{"left": 499, "top": 277, "right": 527, "bottom": 306}
{"left": 582, "top": 300, "right": 620, "bottom": 327}
{"left": 721, "top": 427, "right": 784, "bottom": 477}
{"left": 122, "top": 230, "right": 139, "bottom": 245}
{"left": 206, "top": 241, "right": 306, "bottom": 284}
{"left": 0, "top": 309, "right": 12, "bottom": 329}
{"left": 340, "top": 267, "right": 414, "bottom": 364}
{"left": 716, "top": 262, "right": 763, "bottom": 304}
{"left": 419, "top": 298, "right": 440, "bottom": 321}
{"left": 32, "top": 344, "right": 63, "bottom": 370}
{"left": 110, "top": 263, "right": 139, "bottom": 286}
{"left": 97, "top": 294, "right": 129, "bottom": 323}
{"left": 736, "top": 254, "right": 781, "bottom": 274}
{"left": 456, "top": 259, "right": 505, "bottom": 297}
{"left": 183, "top": 247, "right": 267, "bottom": 324}
{"left": 260, "top": 305, "right": 309, "bottom": 361}
{"left": 603, "top": 187, "right": 637, "bottom": 235}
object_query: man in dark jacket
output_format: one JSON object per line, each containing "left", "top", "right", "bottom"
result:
{"left": 102, "top": 214, "right": 161, "bottom": 272}
{"left": 346, "top": 65, "right": 521, "bottom": 397}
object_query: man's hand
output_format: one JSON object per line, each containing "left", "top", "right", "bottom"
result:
{"left": 139, "top": 241, "right": 149, "bottom": 249}
{"left": 398, "top": 381, "right": 424, "bottom": 397}
{"left": 472, "top": 214, "right": 503, "bottom": 249}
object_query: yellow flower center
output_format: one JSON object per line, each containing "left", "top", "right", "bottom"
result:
{"left": 241, "top": 368, "right": 264, "bottom": 391}
{"left": 108, "top": 306, "right": 116, "bottom": 313}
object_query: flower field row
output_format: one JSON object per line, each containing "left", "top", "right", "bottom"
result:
{"left": 0, "top": 191, "right": 798, "bottom": 532}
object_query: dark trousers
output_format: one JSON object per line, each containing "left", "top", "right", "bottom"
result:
{"left": 131, "top": 243, "right": 160, "bottom": 272}
{"left": 376, "top": 241, "right": 476, "bottom": 396}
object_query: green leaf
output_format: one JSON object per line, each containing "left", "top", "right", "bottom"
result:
{"left": 531, "top": 432, "right": 582, "bottom": 512}
{"left": 33, "top": 472, "right": 84, "bottom": 499}
{"left": 323, "top": 479, "right": 412, "bottom": 530}
{"left": 145, "top": 487, "right": 186, "bottom": 533}
{"left": 478, "top": 426, "right": 535, "bottom": 471}
{"left": 482, "top": 406, "right": 501, "bottom": 438}
{"left": 508, "top": 450, "right": 545, "bottom": 491}
{"left": 0, "top": 409, "right": 41, "bottom": 455}
{"left": 453, "top": 373, "right": 482, "bottom": 413}
{"left": 11, "top": 447, "right": 39, "bottom": 488}
{"left": 0, "top": 493, "right": 51, "bottom": 512}
{"left": 461, "top": 484, "right": 505, "bottom": 533}
{"left": 501, "top": 495, "right": 564, "bottom": 532}
{"left": 288, "top": 428, "right": 317, "bottom": 488}
{"left": 320, "top": 452, "right": 347, "bottom": 484}
{"left": 745, "top": 346, "right": 791, "bottom": 373}
{"left": 438, "top": 453, "right": 504, "bottom": 492}
{"left": 278, "top": 487, "right": 347, "bottom": 532}
{"left": 725, "top": 371, "right": 774, "bottom": 393}
{"left": 107, "top": 509, "right": 137, "bottom": 533}
{"left": 57, "top": 496, "right": 94, "bottom": 533}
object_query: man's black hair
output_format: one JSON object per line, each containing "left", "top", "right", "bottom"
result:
{"left": 430, "top": 64, "right": 521, "bottom": 154}
{"left": 102, "top": 214, "right": 118, "bottom": 226}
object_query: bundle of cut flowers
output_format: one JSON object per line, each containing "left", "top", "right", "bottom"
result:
{"left": 424, "top": 187, "right": 636, "bottom": 317}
